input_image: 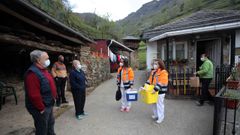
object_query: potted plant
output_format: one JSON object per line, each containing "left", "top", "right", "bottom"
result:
{"left": 226, "top": 64, "right": 240, "bottom": 109}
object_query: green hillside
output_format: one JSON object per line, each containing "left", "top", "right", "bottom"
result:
{"left": 118, "top": 0, "right": 240, "bottom": 36}
{"left": 27, "top": 0, "right": 120, "bottom": 39}
{"left": 26, "top": 0, "right": 240, "bottom": 40}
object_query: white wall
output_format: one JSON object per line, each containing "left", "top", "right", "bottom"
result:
{"left": 146, "top": 41, "right": 158, "bottom": 70}
{"left": 236, "top": 30, "right": 240, "bottom": 48}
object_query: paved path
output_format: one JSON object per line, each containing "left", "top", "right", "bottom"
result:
{"left": 55, "top": 71, "right": 214, "bottom": 135}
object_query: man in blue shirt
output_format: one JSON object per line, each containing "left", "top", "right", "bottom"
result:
{"left": 69, "top": 60, "right": 87, "bottom": 120}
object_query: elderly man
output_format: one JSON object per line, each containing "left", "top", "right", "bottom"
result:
{"left": 24, "top": 50, "right": 57, "bottom": 135}
{"left": 69, "top": 60, "right": 87, "bottom": 120}
{"left": 52, "top": 55, "right": 68, "bottom": 106}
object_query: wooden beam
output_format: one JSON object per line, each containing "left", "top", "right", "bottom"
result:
{"left": 0, "top": 4, "right": 85, "bottom": 46}
{"left": 0, "top": 34, "right": 74, "bottom": 54}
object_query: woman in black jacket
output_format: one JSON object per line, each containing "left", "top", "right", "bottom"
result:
{"left": 69, "top": 60, "right": 87, "bottom": 120}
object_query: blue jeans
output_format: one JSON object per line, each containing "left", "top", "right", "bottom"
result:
{"left": 28, "top": 106, "right": 55, "bottom": 135}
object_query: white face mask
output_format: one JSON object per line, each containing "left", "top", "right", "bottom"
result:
{"left": 43, "top": 59, "right": 50, "bottom": 68}
{"left": 77, "top": 64, "right": 82, "bottom": 70}
{"left": 153, "top": 64, "right": 159, "bottom": 70}
{"left": 200, "top": 57, "right": 205, "bottom": 61}
{"left": 119, "top": 63, "right": 124, "bottom": 67}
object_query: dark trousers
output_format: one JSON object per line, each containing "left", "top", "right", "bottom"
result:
{"left": 55, "top": 77, "right": 67, "bottom": 105}
{"left": 28, "top": 106, "right": 55, "bottom": 135}
{"left": 71, "top": 89, "right": 86, "bottom": 116}
{"left": 199, "top": 78, "right": 212, "bottom": 104}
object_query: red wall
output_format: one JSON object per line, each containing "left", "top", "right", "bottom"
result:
{"left": 89, "top": 40, "right": 108, "bottom": 55}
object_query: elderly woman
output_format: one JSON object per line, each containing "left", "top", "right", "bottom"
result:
{"left": 69, "top": 60, "right": 87, "bottom": 120}
{"left": 24, "top": 50, "right": 57, "bottom": 135}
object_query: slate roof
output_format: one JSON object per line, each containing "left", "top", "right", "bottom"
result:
{"left": 143, "top": 10, "right": 240, "bottom": 40}
{"left": 122, "top": 36, "right": 140, "bottom": 40}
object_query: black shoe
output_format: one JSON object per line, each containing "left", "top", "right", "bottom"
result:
{"left": 62, "top": 101, "right": 69, "bottom": 104}
{"left": 205, "top": 100, "right": 214, "bottom": 105}
{"left": 196, "top": 101, "right": 204, "bottom": 106}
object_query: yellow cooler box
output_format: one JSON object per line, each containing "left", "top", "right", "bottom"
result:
{"left": 140, "top": 84, "right": 158, "bottom": 104}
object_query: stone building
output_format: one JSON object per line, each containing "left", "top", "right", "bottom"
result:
{"left": 0, "top": 0, "right": 111, "bottom": 92}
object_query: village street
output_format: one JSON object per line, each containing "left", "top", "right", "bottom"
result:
{"left": 1, "top": 1, "right": 240, "bottom": 135}
{"left": 55, "top": 71, "right": 214, "bottom": 135}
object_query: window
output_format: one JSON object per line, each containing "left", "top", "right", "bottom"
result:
{"left": 160, "top": 41, "right": 187, "bottom": 61}
{"left": 176, "top": 43, "right": 185, "bottom": 60}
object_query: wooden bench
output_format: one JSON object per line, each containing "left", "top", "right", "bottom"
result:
{"left": 0, "top": 81, "right": 18, "bottom": 110}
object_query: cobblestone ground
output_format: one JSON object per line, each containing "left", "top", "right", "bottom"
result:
{"left": 55, "top": 71, "right": 214, "bottom": 135}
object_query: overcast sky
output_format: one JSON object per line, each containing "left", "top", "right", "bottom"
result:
{"left": 68, "top": 0, "right": 152, "bottom": 21}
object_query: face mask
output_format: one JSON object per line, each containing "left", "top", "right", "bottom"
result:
{"left": 59, "top": 59, "right": 64, "bottom": 63}
{"left": 43, "top": 59, "right": 50, "bottom": 68}
{"left": 200, "top": 57, "right": 205, "bottom": 61}
{"left": 153, "top": 64, "right": 159, "bottom": 70}
{"left": 77, "top": 64, "right": 82, "bottom": 70}
{"left": 119, "top": 63, "right": 124, "bottom": 67}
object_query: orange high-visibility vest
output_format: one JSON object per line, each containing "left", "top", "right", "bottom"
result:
{"left": 117, "top": 67, "right": 134, "bottom": 89}
{"left": 146, "top": 69, "right": 168, "bottom": 93}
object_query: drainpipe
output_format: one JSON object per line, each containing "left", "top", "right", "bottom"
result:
{"left": 220, "top": 36, "right": 224, "bottom": 66}
{"left": 230, "top": 31, "right": 236, "bottom": 68}
{"left": 166, "top": 38, "right": 170, "bottom": 70}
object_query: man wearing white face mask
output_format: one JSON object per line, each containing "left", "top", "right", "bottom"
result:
{"left": 24, "top": 50, "right": 57, "bottom": 135}
{"left": 194, "top": 53, "right": 213, "bottom": 106}
{"left": 69, "top": 60, "right": 87, "bottom": 120}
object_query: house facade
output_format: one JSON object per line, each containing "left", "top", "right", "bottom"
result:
{"left": 143, "top": 10, "right": 240, "bottom": 71}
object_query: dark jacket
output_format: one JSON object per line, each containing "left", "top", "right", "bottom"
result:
{"left": 24, "top": 64, "right": 55, "bottom": 110}
{"left": 69, "top": 69, "right": 86, "bottom": 91}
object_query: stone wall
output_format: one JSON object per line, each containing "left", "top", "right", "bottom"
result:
{"left": 80, "top": 46, "right": 112, "bottom": 89}
{"left": 130, "top": 51, "right": 139, "bottom": 69}
{"left": 122, "top": 51, "right": 139, "bottom": 69}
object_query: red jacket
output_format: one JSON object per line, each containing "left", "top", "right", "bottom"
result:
{"left": 25, "top": 66, "right": 57, "bottom": 111}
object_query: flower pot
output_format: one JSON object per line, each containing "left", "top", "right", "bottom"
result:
{"left": 226, "top": 80, "right": 239, "bottom": 89}
{"left": 226, "top": 81, "right": 239, "bottom": 109}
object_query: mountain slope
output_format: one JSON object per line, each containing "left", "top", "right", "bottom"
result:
{"left": 26, "top": 0, "right": 119, "bottom": 39}
{"left": 118, "top": 0, "right": 240, "bottom": 36}
{"left": 76, "top": 13, "right": 123, "bottom": 40}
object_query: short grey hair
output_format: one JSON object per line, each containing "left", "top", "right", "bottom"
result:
{"left": 30, "top": 50, "right": 44, "bottom": 63}
{"left": 72, "top": 60, "right": 80, "bottom": 66}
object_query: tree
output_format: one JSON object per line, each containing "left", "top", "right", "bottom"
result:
{"left": 180, "top": 3, "right": 184, "bottom": 12}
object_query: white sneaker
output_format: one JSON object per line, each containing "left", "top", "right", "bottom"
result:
{"left": 155, "top": 118, "right": 164, "bottom": 124}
